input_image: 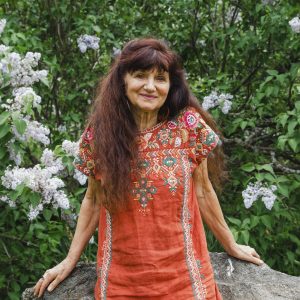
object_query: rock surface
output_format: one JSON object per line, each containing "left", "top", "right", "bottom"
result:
{"left": 22, "top": 252, "right": 300, "bottom": 300}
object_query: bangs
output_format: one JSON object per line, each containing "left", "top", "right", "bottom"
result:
{"left": 126, "top": 48, "right": 171, "bottom": 74}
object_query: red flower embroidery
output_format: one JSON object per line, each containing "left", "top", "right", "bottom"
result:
{"left": 183, "top": 111, "right": 198, "bottom": 129}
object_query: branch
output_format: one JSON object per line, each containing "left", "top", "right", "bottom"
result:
{"left": 270, "top": 151, "right": 300, "bottom": 174}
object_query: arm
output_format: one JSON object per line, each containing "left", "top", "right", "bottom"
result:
{"left": 66, "top": 176, "right": 102, "bottom": 265}
{"left": 34, "top": 176, "right": 103, "bottom": 297}
{"left": 192, "top": 158, "right": 264, "bottom": 266}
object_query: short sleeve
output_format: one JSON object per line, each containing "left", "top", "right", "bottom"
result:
{"left": 73, "top": 126, "right": 97, "bottom": 178}
{"left": 183, "top": 107, "right": 220, "bottom": 165}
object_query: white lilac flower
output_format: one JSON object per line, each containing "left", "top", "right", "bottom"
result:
{"left": 0, "top": 195, "right": 16, "bottom": 208}
{"left": 242, "top": 181, "right": 277, "bottom": 210}
{"left": 225, "top": 7, "right": 242, "bottom": 25}
{"left": 112, "top": 47, "right": 121, "bottom": 58}
{"left": 77, "top": 34, "right": 100, "bottom": 53}
{"left": 202, "top": 91, "right": 219, "bottom": 110}
{"left": 57, "top": 124, "right": 67, "bottom": 132}
{"left": 289, "top": 17, "right": 300, "bottom": 33}
{"left": 0, "top": 44, "right": 10, "bottom": 54}
{"left": 0, "top": 51, "right": 48, "bottom": 87}
{"left": 62, "top": 140, "right": 79, "bottom": 157}
{"left": 2, "top": 87, "right": 42, "bottom": 113}
{"left": 1, "top": 163, "right": 70, "bottom": 218}
{"left": 40, "top": 149, "right": 64, "bottom": 174}
{"left": 89, "top": 235, "right": 95, "bottom": 244}
{"left": 6, "top": 140, "right": 22, "bottom": 166}
{"left": 12, "top": 117, "right": 50, "bottom": 145}
{"left": 27, "top": 203, "right": 43, "bottom": 220}
{"left": 202, "top": 91, "right": 234, "bottom": 114}
{"left": 73, "top": 169, "right": 88, "bottom": 185}
{"left": 0, "top": 19, "right": 6, "bottom": 35}
{"left": 53, "top": 190, "right": 69, "bottom": 209}
{"left": 261, "top": 0, "right": 276, "bottom": 5}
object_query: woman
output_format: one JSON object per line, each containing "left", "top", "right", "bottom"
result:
{"left": 33, "top": 37, "right": 263, "bottom": 299}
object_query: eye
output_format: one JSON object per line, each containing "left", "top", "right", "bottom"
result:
{"left": 134, "top": 72, "right": 145, "bottom": 78}
{"left": 156, "top": 76, "right": 166, "bottom": 81}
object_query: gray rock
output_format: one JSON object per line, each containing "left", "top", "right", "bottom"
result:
{"left": 22, "top": 252, "right": 300, "bottom": 300}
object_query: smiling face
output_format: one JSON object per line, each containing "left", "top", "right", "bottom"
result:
{"left": 123, "top": 67, "right": 170, "bottom": 113}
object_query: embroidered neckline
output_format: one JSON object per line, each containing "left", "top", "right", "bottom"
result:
{"left": 137, "top": 119, "right": 167, "bottom": 134}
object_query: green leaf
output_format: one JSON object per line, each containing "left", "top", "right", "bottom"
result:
{"left": 42, "top": 209, "right": 53, "bottom": 221}
{"left": 261, "top": 215, "right": 272, "bottom": 229}
{"left": 0, "top": 123, "right": 10, "bottom": 139}
{"left": 241, "top": 230, "right": 250, "bottom": 244}
{"left": 267, "top": 70, "right": 278, "bottom": 76}
{"left": 0, "top": 111, "right": 10, "bottom": 125}
{"left": 288, "top": 138, "right": 298, "bottom": 152}
{"left": 12, "top": 118, "right": 27, "bottom": 135}
{"left": 241, "top": 163, "right": 255, "bottom": 172}
{"left": 226, "top": 217, "right": 241, "bottom": 226}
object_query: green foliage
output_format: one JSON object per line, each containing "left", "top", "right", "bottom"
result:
{"left": 0, "top": 0, "right": 299, "bottom": 298}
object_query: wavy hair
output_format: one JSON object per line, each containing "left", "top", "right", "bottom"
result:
{"left": 87, "top": 36, "right": 228, "bottom": 214}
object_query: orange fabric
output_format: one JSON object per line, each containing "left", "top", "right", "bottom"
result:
{"left": 74, "top": 106, "right": 223, "bottom": 299}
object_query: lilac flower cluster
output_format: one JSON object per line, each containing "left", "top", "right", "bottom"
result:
{"left": 1, "top": 148, "right": 69, "bottom": 220}
{"left": 242, "top": 181, "right": 277, "bottom": 210}
{"left": 77, "top": 34, "right": 100, "bottom": 53}
{"left": 11, "top": 116, "right": 50, "bottom": 145}
{"left": 289, "top": 17, "right": 300, "bottom": 33}
{"left": 262, "top": 0, "right": 276, "bottom": 4}
{"left": 202, "top": 91, "right": 233, "bottom": 114}
{"left": 0, "top": 19, "right": 6, "bottom": 35}
{"left": 1, "top": 87, "right": 41, "bottom": 113}
{"left": 61, "top": 140, "right": 87, "bottom": 185}
{"left": 0, "top": 51, "right": 48, "bottom": 87}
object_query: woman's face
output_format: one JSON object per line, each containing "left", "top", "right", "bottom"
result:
{"left": 123, "top": 67, "right": 170, "bottom": 113}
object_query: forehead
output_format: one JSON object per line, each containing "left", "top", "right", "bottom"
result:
{"left": 130, "top": 67, "right": 168, "bottom": 74}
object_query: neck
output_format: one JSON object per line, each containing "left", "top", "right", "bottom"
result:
{"left": 131, "top": 107, "right": 159, "bottom": 131}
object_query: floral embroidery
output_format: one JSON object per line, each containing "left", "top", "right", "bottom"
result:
{"left": 167, "top": 120, "right": 177, "bottom": 129}
{"left": 131, "top": 177, "right": 157, "bottom": 215}
{"left": 73, "top": 126, "right": 96, "bottom": 177}
{"left": 184, "top": 110, "right": 198, "bottom": 129}
{"left": 99, "top": 209, "right": 113, "bottom": 300}
{"left": 196, "top": 258, "right": 206, "bottom": 280}
{"left": 156, "top": 128, "right": 172, "bottom": 147}
{"left": 180, "top": 156, "right": 207, "bottom": 299}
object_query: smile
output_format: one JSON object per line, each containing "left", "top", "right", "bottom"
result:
{"left": 140, "top": 94, "right": 157, "bottom": 99}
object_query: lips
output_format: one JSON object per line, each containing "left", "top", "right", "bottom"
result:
{"left": 140, "top": 94, "right": 157, "bottom": 99}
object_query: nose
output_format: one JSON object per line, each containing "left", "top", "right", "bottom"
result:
{"left": 143, "top": 77, "right": 156, "bottom": 91}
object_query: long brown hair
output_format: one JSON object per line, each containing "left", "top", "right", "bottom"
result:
{"left": 87, "top": 36, "right": 228, "bottom": 214}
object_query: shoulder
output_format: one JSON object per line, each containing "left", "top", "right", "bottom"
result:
{"left": 168, "top": 106, "right": 205, "bottom": 130}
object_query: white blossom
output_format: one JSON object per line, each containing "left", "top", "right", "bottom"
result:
{"left": 289, "top": 17, "right": 300, "bottom": 33}
{"left": 0, "top": 19, "right": 6, "bottom": 35}
{"left": 12, "top": 117, "right": 50, "bottom": 145}
{"left": 0, "top": 51, "right": 48, "bottom": 87}
{"left": 242, "top": 181, "right": 277, "bottom": 210}
{"left": 0, "top": 44, "right": 10, "bottom": 54}
{"left": 57, "top": 124, "right": 67, "bottom": 132}
{"left": 2, "top": 87, "right": 41, "bottom": 113}
{"left": 27, "top": 203, "right": 43, "bottom": 221}
{"left": 41, "top": 149, "right": 64, "bottom": 174}
{"left": 6, "top": 140, "right": 22, "bottom": 165}
{"left": 0, "top": 195, "right": 16, "bottom": 207}
{"left": 89, "top": 235, "right": 95, "bottom": 244}
{"left": 53, "top": 190, "right": 69, "bottom": 209}
{"left": 73, "top": 169, "right": 88, "bottom": 185}
{"left": 225, "top": 7, "right": 242, "bottom": 25}
{"left": 77, "top": 34, "right": 100, "bottom": 53}
{"left": 1, "top": 163, "right": 70, "bottom": 219}
{"left": 202, "top": 91, "right": 233, "bottom": 114}
{"left": 62, "top": 140, "right": 79, "bottom": 157}
{"left": 261, "top": 0, "right": 276, "bottom": 5}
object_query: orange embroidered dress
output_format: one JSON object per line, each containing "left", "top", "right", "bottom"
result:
{"left": 73, "top": 106, "right": 223, "bottom": 300}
